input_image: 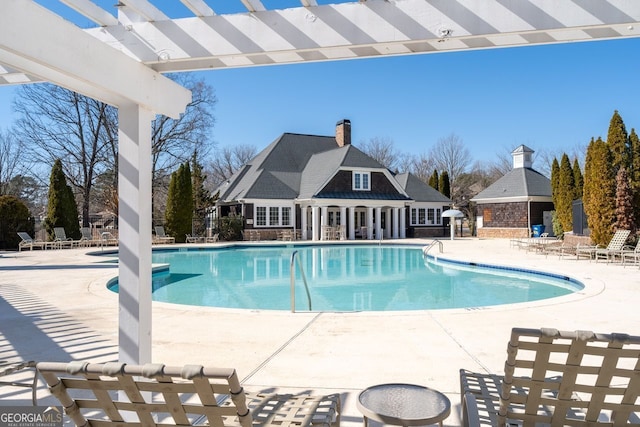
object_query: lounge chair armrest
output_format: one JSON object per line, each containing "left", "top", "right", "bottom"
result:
{"left": 462, "top": 392, "right": 482, "bottom": 427}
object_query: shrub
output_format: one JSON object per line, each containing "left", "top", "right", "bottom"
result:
{"left": 0, "top": 195, "right": 34, "bottom": 250}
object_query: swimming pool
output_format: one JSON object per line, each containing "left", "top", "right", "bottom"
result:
{"left": 106, "top": 244, "right": 583, "bottom": 311}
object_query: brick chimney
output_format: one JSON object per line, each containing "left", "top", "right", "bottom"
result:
{"left": 335, "top": 119, "right": 351, "bottom": 147}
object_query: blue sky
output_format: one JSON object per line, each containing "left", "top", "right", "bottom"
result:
{"left": 1, "top": 2, "right": 639, "bottom": 165}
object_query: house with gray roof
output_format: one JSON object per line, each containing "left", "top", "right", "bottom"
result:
{"left": 471, "top": 145, "right": 554, "bottom": 238}
{"left": 214, "top": 120, "right": 452, "bottom": 240}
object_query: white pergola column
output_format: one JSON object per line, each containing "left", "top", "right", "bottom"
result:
{"left": 118, "top": 103, "right": 153, "bottom": 365}
{"left": 367, "top": 207, "right": 374, "bottom": 240}
{"left": 311, "top": 206, "right": 319, "bottom": 241}
{"left": 375, "top": 208, "right": 382, "bottom": 240}
{"left": 348, "top": 207, "right": 355, "bottom": 240}
{"left": 393, "top": 207, "right": 400, "bottom": 239}
{"left": 400, "top": 207, "right": 407, "bottom": 238}
{"left": 301, "top": 206, "right": 308, "bottom": 240}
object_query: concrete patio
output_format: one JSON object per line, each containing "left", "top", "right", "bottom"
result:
{"left": 1, "top": 238, "right": 638, "bottom": 426}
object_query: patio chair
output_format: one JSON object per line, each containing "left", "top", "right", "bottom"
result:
{"left": 1, "top": 360, "right": 38, "bottom": 405}
{"left": 79, "top": 227, "right": 100, "bottom": 247}
{"left": 37, "top": 361, "right": 340, "bottom": 427}
{"left": 54, "top": 227, "right": 79, "bottom": 248}
{"left": 460, "top": 327, "right": 640, "bottom": 427}
{"left": 575, "top": 229, "right": 631, "bottom": 260}
{"left": 154, "top": 226, "right": 175, "bottom": 244}
{"left": 17, "top": 232, "right": 50, "bottom": 251}
{"left": 205, "top": 233, "right": 219, "bottom": 243}
{"left": 622, "top": 244, "right": 640, "bottom": 267}
{"left": 186, "top": 234, "right": 204, "bottom": 243}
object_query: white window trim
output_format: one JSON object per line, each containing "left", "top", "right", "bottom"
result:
{"left": 353, "top": 171, "right": 371, "bottom": 191}
{"left": 410, "top": 206, "right": 443, "bottom": 226}
{"left": 254, "top": 204, "right": 293, "bottom": 227}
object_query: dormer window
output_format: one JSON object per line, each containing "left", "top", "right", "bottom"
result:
{"left": 353, "top": 171, "right": 370, "bottom": 191}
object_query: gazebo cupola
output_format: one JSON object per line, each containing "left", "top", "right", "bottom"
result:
{"left": 512, "top": 145, "right": 534, "bottom": 169}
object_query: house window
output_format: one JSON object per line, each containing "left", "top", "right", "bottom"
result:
{"left": 282, "top": 207, "right": 291, "bottom": 226}
{"left": 256, "top": 207, "right": 267, "bottom": 226}
{"left": 353, "top": 171, "right": 370, "bottom": 191}
{"left": 255, "top": 206, "right": 293, "bottom": 227}
{"left": 269, "top": 207, "right": 279, "bottom": 226}
{"left": 410, "top": 207, "right": 442, "bottom": 226}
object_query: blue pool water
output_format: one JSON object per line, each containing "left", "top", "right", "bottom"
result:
{"left": 106, "top": 244, "right": 583, "bottom": 311}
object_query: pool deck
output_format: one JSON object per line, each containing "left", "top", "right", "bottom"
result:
{"left": 1, "top": 237, "right": 639, "bottom": 426}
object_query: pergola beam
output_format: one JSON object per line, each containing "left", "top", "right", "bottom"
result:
{"left": 1, "top": 0, "right": 190, "bottom": 118}
{"left": 84, "top": 0, "right": 640, "bottom": 73}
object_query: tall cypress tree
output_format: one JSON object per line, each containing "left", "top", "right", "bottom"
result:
{"left": 557, "top": 154, "right": 575, "bottom": 232}
{"left": 572, "top": 158, "right": 583, "bottom": 201}
{"left": 614, "top": 167, "right": 636, "bottom": 236}
{"left": 44, "top": 159, "right": 81, "bottom": 241}
{"left": 551, "top": 157, "right": 560, "bottom": 208}
{"left": 165, "top": 163, "right": 193, "bottom": 243}
{"left": 629, "top": 128, "right": 640, "bottom": 227}
{"left": 438, "top": 171, "right": 450, "bottom": 198}
{"left": 583, "top": 137, "right": 616, "bottom": 246}
{"left": 191, "top": 151, "right": 215, "bottom": 237}
{"left": 428, "top": 170, "right": 439, "bottom": 191}
{"left": 606, "top": 110, "right": 630, "bottom": 173}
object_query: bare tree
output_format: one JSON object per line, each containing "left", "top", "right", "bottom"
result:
{"left": 429, "top": 133, "right": 472, "bottom": 200}
{"left": 401, "top": 152, "right": 435, "bottom": 183}
{"left": 13, "top": 73, "right": 217, "bottom": 226}
{"left": 0, "top": 129, "right": 24, "bottom": 196}
{"left": 151, "top": 73, "right": 217, "bottom": 184}
{"left": 357, "top": 136, "right": 400, "bottom": 171}
{"left": 14, "top": 84, "right": 114, "bottom": 226}
{"left": 208, "top": 144, "right": 257, "bottom": 187}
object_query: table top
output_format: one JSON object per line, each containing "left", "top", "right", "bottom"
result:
{"left": 357, "top": 383, "right": 451, "bottom": 426}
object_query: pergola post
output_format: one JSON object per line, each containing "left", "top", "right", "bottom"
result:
{"left": 117, "top": 103, "right": 154, "bottom": 365}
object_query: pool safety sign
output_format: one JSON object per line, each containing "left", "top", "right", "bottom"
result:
{"left": 0, "top": 407, "right": 63, "bottom": 427}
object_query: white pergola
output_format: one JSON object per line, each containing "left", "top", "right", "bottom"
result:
{"left": 2, "top": 0, "right": 639, "bottom": 365}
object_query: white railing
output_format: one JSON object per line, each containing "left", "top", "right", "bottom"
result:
{"left": 422, "top": 239, "right": 443, "bottom": 258}
{"left": 290, "top": 250, "right": 312, "bottom": 312}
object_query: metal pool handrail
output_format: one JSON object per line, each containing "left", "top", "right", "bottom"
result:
{"left": 290, "top": 250, "right": 312, "bottom": 312}
{"left": 422, "top": 240, "right": 443, "bottom": 257}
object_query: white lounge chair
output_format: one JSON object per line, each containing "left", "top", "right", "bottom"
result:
{"left": 37, "top": 361, "right": 340, "bottom": 427}
{"left": 460, "top": 327, "right": 640, "bottom": 427}
{"left": 575, "top": 229, "right": 631, "bottom": 260}
{"left": 154, "top": 226, "right": 175, "bottom": 244}
{"left": 54, "top": 227, "right": 79, "bottom": 248}
{"left": 17, "top": 232, "right": 51, "bottom": 251}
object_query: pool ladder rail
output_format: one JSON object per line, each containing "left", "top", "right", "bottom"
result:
{"left": 290, "top": 250, "right": 312, "bottom": 313}
{"left": 422, "top": 239, "right": 443, "bottom": 258}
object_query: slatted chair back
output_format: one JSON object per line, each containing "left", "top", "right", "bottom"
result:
{"left": 606, "top": 230, "right": 631, "bottom": 250}
{"left": 37, "top": 362, "right": 252, "bottom": 427}
{"left": 499, "top": 328, "right": 640, "bottom": 427}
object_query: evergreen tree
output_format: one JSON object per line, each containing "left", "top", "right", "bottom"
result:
{"left": 438, "top": 171, "right": 451, "bottom": 198}
{"left": 557, "top": 154, "right": 575, "bottom": 232}
{"left": 428, "top": 170, "right": 439, "bottom": 191}
{"left": 164, "top": 163, "right": 193, "bottom": 243}
{"left": 0, "top": 195, "right": 34, "bottom": 250}
{"left": 572, "top": 158, "right": 583, "bottom": 201}
{"left": 191, "top": 151, "right": 215, "bottom": 237}
{"left": 614, "top": 167, "right": 636, "bottom": 238}
{"left": 606, "top": 110, "right": 630, "bottom": 173}
{"left": 43, "top": 159, "right": 81, "bottom": 241}
{"left": 583, "top": 137, "right": 616, "bottom": 246}
{"left": 551, "top": 157, "right": 560, "bottom": 208}
{"left": 629, "top": 128, "right": 640, "bottom": 227}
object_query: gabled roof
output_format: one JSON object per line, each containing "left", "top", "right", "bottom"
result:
{"left": 395, "top": 173, "right": 452, "bottom": 203}
{"left": 299, "top": 145, "right": 387, "bottom": 198}
{"left": 472, "top": 167, "right": 552, "bottom": 201}
{"left": 216, "top": 133, "right": 338, "bottom": 201}
{"left": 216, "top": 131, "right": 448, "bottom": 204}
